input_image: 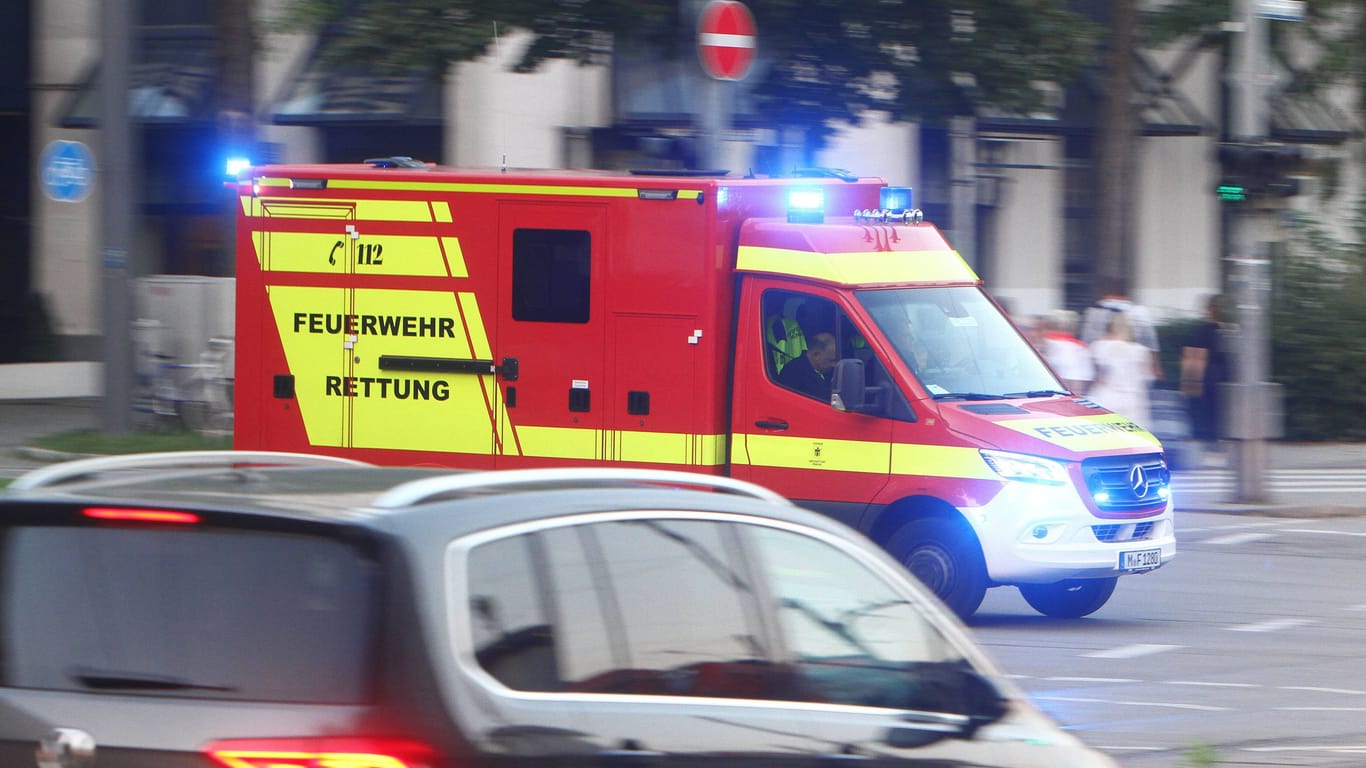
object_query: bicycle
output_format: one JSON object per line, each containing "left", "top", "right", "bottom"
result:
{"left": 132, "top": 324, "right": 234, "bottom": 435}
{"left": 175, "top": 337, "right": 235, "bottom": 436}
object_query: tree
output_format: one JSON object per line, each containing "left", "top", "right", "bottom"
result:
{"left": 1094, "top": 0, "right": 1138, "bottom": 295}
{"left": 1145, "top": 0, "right": 1365, "bottom": 132}
{"left": 280, "top": 0, "right": 1099, "bottom": 155}
{"left": 1272, "top": 207, "right": 1366, "bottom": 440}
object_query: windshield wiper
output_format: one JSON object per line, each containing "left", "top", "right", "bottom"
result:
{"left": 932, "top": 392, "right": 1005, "bottom": 401}
{"left": 71, "top": 667, "right": 238, "bottom": 692}
{"left": 1002, "top": 390, "right": 1070, "bottom": 399}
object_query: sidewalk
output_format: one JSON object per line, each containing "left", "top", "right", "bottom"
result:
{"left": 2, "top": 398, "right": 1365, "bottom": 518}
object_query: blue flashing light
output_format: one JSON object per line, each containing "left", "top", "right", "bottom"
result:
{"left": 787, "top": 187, "right": 825, "bottom": 223}
{"left": 880, "top": 186, "right": 914, "bottom": 212}
{"left": 225, "top": 156, "right": 253, "bottom": 178}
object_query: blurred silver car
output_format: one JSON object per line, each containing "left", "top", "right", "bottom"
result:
{"left": 0, "top": 451, "right": 1115, "bottom": 768}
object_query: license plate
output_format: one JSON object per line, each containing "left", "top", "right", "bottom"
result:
{"left": 1120, "top": 548, "right": 1162, "bottom": 572}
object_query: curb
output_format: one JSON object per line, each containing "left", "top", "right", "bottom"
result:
{"left": 14, "top": 446, "right": 98, "bottom": 463}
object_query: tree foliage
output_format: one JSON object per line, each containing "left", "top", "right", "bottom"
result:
{"left": 279, "top": 0, "right": 1100, "bottom": 142}
{"left": 1271, "top": 206, "right": 1366, "bottom": 441}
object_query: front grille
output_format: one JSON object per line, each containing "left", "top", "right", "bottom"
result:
{"left": 1092, "top": 521, "right": 1156, "bottom": 542}
{"left": 1081, "top": 453, "right": 1170, "bottom": 515}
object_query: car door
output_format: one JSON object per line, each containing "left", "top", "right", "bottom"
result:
{"left": 452, "top": 516, "right": 833, "bottom": 768}
{"left": 730, "top": 279, "right": 893, "bottom": 528}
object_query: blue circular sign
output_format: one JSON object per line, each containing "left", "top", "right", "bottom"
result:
{"left": 40, "top": 140, "right": 95, "bottom": 202}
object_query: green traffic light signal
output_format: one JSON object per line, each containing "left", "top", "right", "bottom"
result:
{"left": 1217, "top": 184, "right": 1246, "bottom": 201}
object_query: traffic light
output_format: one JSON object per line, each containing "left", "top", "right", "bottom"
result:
{"left": 1216, "top": 142, "right": 1304, "bottom": 200}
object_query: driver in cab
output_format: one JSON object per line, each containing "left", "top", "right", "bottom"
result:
{"left": 778, "top": 331, "right": 838, "bottom": 401}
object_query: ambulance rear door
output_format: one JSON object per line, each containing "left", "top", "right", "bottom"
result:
{"left": 494, "top": 202, "right": 609, "bottom": 467}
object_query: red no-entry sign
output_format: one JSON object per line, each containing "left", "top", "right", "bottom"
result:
{"left": 697, "top": 0, "right": 756, "bottom": 81}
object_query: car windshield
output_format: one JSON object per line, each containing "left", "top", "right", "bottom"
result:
{"left": 857, "top": 286, "right": 1061, "bottom": 398}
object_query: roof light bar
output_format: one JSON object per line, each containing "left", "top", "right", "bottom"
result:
{"left": 786, "top": 187, "right": 825, "bottom": 223}
{"left": 225, "top": 157, "right": 252, "bottom": 178}
{"left": 880, "top": 186, "right": 914, "bottom": 212}
{"left": 854, "top": 208, "right": 924, "bottom": 225}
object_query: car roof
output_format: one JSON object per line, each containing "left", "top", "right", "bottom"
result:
{"left": 1, "top": 451, "right": 849, "bottom": 540}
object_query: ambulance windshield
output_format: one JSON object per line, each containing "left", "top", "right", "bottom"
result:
{"left": 857, "top": 287, "right": 1063, "bottom": 399}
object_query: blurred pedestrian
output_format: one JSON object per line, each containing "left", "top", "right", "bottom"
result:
{"left": 1081, "top": 278, "right": 1161, "bottom": 380}
{"left": 1041, "top": 309, "right": 1094, "bottom": 394}
{"left": 1087, "top": 311, "right": 1154, "bottom": 426}
{"left": 1181, "top": 294, "right": 1230, "bottom": 461}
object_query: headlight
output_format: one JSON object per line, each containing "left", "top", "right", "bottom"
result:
{"left": 980, "top": 449, "right": 1069, "bottom": 485}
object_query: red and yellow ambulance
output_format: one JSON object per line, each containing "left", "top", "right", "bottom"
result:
{"left": 233, "top": 159, "right": 1174, "bottom": 618}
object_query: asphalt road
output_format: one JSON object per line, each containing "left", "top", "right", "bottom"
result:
{"left": 4, "top": 398, "right": 1366, "bottom": 766}
{"left": 972, "top": 510, "right": 1366, "bottom": 767}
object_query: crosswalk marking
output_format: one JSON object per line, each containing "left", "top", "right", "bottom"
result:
{"left": 1224, "top": 617, "right": 1315, "bottom": 633}
{"left": 1083, "top": 643, "right": 1181, "bottom": 659}
{"left": 1173, "top": 469, "right": 1366, "bottom": 493}
{"left": 1205, "top": 531, "right": 1275, "bottom": 545}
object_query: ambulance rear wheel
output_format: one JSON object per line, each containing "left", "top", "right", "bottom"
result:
{"left": 1019, "top": 577, "right": 1117, "bottom": 618}
{"left": 890, "top": 517, "right": 988, "bottom": 619}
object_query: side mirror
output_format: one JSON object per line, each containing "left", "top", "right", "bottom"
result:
{"left": 885, "top": 666, "right": 1009, "bottom": 748}
{"left": 831, "top": 358, "right": 883, "bottom": 414}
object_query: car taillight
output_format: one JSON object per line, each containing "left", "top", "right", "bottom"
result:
{"left": 83, "top": 507, "right": 201, "bottom": 524}
{"left": 204, "top": 738, "right": 437, "bottom": 768}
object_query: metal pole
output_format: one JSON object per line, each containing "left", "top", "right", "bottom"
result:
{"left": 699, "top": 77, "right": 723, "bottom": 170}
{"left": 99, "top": 0, "right": 135, "bottom": 433}
{"left": 1227, "top": 0, "right": 1271, "bottom": 502}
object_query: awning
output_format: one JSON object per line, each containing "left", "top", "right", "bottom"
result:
{"left": 268, "top": 34, "right": 442, "bottom": 126}
{"left": 1270, "top": 91, "right": 1360, "bottom": 145}
{"left": 57, "top": 28, "right": 217, "bottom": 128}
{"left": 1131, "top": 54, "right": 1208, "bottom": 137}
{"left": 975, "top": 52, "right": 1209, "bottom": 138}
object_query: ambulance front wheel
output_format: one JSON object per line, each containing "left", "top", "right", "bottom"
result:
{"left": 890, "top": 517, "right": 988, "bottom": 619}
{"left": 1019, "top": 577, "right": 1118, "bottom": 618}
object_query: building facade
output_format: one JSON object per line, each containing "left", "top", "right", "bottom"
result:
{"left": 21, "top": 0, "right": 1361, "bottom": 363}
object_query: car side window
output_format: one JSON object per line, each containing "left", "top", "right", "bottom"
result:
{"left": 468, "top": 535, "right": 559, "bottom": 691}
{"left": 466, "top": 519, "right": 775, "bottom": 699}
{"left": 538, "top": 525, "right": 615, "bottom": 687}
{"left": 746, "top": 525, "right": 968, "bottom": 711}
{"left": 584, "top": 520, "right": 773, "bottom": 698}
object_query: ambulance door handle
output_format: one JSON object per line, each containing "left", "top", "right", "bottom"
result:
{"left": 755, "top": 419, "right": 789, "bottom": 430}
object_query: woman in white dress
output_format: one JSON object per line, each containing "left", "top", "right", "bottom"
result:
{"left": 1087, "top": 310, "right": 1154, "bottom": 427}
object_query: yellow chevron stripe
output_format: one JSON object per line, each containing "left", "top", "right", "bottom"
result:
{"left": 739, "top": 434, "right": 891, "bottom": 473}
{"left": 999, "top": 414, "right": 1162, "bottom": 452}
{"left": 890, "top": 443, "right": 997, "bottom": 479}
{"left": 251, "top": 231, "right": 450, "bottom": 276}
{"left": 736, "top": 245, "right": 979, "bottom": 285}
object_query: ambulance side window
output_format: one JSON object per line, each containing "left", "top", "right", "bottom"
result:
{"left": 512, "top": 229, "right": 591, "bottom": 323}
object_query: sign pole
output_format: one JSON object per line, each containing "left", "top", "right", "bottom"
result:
{"left": 100, "top": 0, "right": 136, "bottom": 433}
{"left": 696, "top": 0, "right": 756, "bottom": 170}
{"left": 1225, "top": 0, "right": 1292, "bottom": 503}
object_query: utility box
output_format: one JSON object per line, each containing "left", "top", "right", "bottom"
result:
{"left": 133, "top": 276, "right": 235, "bottom": 363}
